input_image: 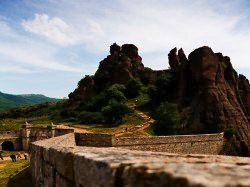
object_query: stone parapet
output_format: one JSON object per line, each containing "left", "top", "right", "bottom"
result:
{"left": 76, "top": 132, "right": 224, "bottom": 155}
{"left": 30, "top": 133, "right": 250, "bottom": 187}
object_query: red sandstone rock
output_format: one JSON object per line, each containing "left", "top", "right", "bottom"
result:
{"left": 184, "top": 47, "right": 250, "bottom": 151}
{"left": 67, "top": 44, "right": 250, "bottom": 154}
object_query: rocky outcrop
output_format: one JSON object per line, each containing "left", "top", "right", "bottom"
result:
{"left": 68, "top": 43, "right": 144, "bottom": 107}
{"left": 94, "top": 43, "right": 144, "bottom": 90}
{"left": 67, "top": 44, "right": 250, "bottom": 154}
{"left": 167, "top": 46, "right": 250, "bottom": 153}
{"left": 68, "top": 75, "right": 96, "bottom": 107}
{"left": 238, "top": 74, "right": 250, "bottom": 119}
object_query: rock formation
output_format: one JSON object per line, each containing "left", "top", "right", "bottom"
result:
{"left": 68, "top": 44, "right": 250, "bottom": 153}
{"left": 94, "top": 43, "right": 144, "bottom": 90}
{"left": 68, "top": 43, "right": 144, "bottom": 107}
{"left": 167, "top": 46, "right": 250, "bottom": 153}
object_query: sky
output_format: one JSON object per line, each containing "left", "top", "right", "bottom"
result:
{"left": 1, "top": 0, "right": 250, "bottom": 98}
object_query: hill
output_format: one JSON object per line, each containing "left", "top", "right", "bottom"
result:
{"left": 0, "top": 92, "right": 58, "bottom": 112}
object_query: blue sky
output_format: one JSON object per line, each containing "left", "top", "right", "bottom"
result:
{"left": 1, "top": 0, "right": 250, "bottom": 98}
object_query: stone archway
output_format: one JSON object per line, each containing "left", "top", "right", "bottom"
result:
{"left": 1, "top": 141, "right": 14, "bottom": 151}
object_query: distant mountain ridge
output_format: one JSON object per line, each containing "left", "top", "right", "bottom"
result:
{"left": 0, "top": 92, "right": 58, "bottom": 112}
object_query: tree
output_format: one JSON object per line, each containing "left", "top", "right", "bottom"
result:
{"left": 101, "top": 101, "right": 133, "bottom": 125}
{"left": 125, "top": 79, "right": 143, "bottom": 98}
{"left": 78, "top": 84, "right": 126, "bottom": 112}
{"left": 149, "top": 72, "right": 176, "bottom": 106}
{"left": 153, "top": 102, "right": 180, "bottom": 135}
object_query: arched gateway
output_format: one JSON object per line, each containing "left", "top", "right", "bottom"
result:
{"left": 1, "top": 141, "right": 14, "bottom": 151}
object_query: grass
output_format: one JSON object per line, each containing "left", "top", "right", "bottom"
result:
{"left": 0, "top": 151, "right": 25, "bottom": 157}
{"left": 0, "top": 116, "right": 52, "bottom": 131}
{"left": 0, "top": 159, "right": 30, "bottom": 187}
{"left": 143, "top": 124, "right": 155, "bottom": 136}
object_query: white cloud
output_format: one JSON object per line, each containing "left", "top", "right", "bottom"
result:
{"left": 2, "top": 0, "right": 250, "bottom": 97}
{"left": 22, "top": 14, "right": 81, "bottom": 46}
{"left": 0, "top": 43, "right": 83, "bottom": 72}
{"left": 0, "top": 17, "right": 86, "bottom": 73}
{"left": 32, "top": 0, "right": 250, "bottom": 71}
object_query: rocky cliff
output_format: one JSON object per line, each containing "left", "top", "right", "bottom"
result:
{"left": 68, "top": 44, "right": 250, "bottom": 153}
{"left": 168, "top": 46, "right": 250, "bottom": 153}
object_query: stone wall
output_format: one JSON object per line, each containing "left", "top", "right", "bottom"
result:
{"left": 29, "top": 127, "right": 52, "bottom": 142}
{"left": 0, "top": 137, "right": 22, "bottom": 151}
{"left": 0, "top": 130, "right": 21, "bottom": 151}
{"left": 30, "top": 133, "right": 250, "bottom": 187}
{"left": 76, "top": 133, "right": 224, "bottom": 155}
{"left": 0, "top": 130, "right": 20, "bottom": 138}
{"left": 55, "top": 128, "right": 74, "bottom": 137}
{"left": 0, "top": 125, "right": 74, "bottom": 151}
{"left": 30, "top": 133, "right": 76, "bottom": 186}
{"left": 75, "top": 133, "right": 113, "bottom": 147}
{"left": 113, "top": 133, "right": 224, "bottom": 154}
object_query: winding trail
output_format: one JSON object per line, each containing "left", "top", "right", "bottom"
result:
{"left": 114, "top": 104, "right": 155, "bottom": 137}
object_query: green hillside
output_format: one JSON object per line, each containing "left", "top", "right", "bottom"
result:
{"left": 0, "top": 92, "right": 58, "bottom": 112}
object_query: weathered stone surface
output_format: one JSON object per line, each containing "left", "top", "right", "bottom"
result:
{"left": 31, "top": 133, "right": 250, "bottom": 187}
{"left": 75, "top": 133, "right": 224, "bottom": 155}
{"left": 185, "top": 47, "right": 250, "bottom": 151}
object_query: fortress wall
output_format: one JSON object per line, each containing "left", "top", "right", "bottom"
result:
{"left": 75, "top": 133, "right": 113, "bottom": 147}
{"left": 75, "top": 132, "right": 224, "bottom": 155}
{"left": 112, "top": 133, "right": 224, "bottom": 155}
{"left": 0, "top": 130, "right": 20, "bottom": 138}
{"left": 29, "top": 127, "right": 52, "bottom": 142}
{"left": 55, "top": 128, "right": 74, "bottom": 137}
{"left": 29, "top": 127, "right": 74, "bottom": 142}
{"left": 30, "top": 134, "right": 250, "bottom": 187}
{"left": 0, "top": 137, "right": 22, "bottom": 150}
{"left": 30, "top": 133, "right": 76, "bottom": 187}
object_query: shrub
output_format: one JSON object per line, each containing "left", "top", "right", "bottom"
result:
{"left": 153, "top": 102, "right": 180, "bottom": 135}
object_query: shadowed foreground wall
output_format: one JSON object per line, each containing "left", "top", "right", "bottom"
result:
{"left": 31, "top": 133, "right": 250, "bottom": 187}
{"left": 75, "top": 132, "right": 224, "bottom": 154}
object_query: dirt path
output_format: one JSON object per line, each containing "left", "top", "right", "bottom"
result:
{"left": 114, "top": 104, "right": 155, "bottom": 137}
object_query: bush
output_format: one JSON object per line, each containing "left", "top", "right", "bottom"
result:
{"left": 125, "top": 79, "right": 143, "bottom": 98}
{"left": 153, "top": 102, "right": 180, "bottom": 135}
{"left": 77, "top": 111, "right": 104, "bottom": 124}
{"left": 101, "top": 101, "right": 133, "bottom": 125}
